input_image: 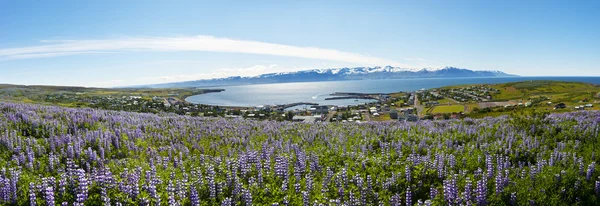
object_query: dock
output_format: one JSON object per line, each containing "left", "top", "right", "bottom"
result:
{"left": 325, "top": 96, "right": 377, "bottom": 100}
{"left": 274, "top": 102, "right": 319, "bottom": 111}
{"left": 330, "top": 92, "right": 392, "bottom": 96}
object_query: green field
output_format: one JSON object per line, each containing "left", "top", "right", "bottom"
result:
{"left": 490, "top": 81, "right": 599, "bottom": 101}
{"left": 437, "top": 98, "right": 455, "bottom": 105}
{"left": 431, "top": 105, "right": 464, "bottom": 113}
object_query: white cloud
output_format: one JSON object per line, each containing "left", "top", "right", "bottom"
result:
{"left": 0, "top": 35, "right": 405, "bottom": 66}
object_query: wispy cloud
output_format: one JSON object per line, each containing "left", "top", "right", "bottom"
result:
{"left": 0, "top": 35, "right": 404, "bottom": 66}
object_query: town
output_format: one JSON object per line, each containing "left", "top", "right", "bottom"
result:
{"left": 1, "top": 81, "right": 599, "bottom": 123}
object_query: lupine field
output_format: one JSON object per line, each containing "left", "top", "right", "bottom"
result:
{"left": 0, "top": 102, "right": 599, "bottom": 205}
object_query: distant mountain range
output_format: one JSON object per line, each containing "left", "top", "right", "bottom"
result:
{"left": 147, "top": 66, "right": 517, "bottom": 88}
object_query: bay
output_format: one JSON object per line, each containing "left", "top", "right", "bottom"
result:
{"left": 185, "top": 77, "right": 600, "bottom": 107}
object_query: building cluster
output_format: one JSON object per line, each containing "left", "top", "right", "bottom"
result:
{"left": 416, "top": 90, "right": 444, "bottom": 106}
{"left": 45, "top": 93, "right": 226, "bottom": 116}
{"left": 439, "top": 86, "right": 498, "bottom": 102}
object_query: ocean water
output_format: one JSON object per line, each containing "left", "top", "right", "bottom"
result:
{"left": 185, "top": 77, "right": 600, "bottom": 107}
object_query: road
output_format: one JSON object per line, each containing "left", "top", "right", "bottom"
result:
{"left": 414, "top": 93, "right": 425, "bottom": 116}
{"left": 324, "top": 111, "right": 337, "bottom": 122}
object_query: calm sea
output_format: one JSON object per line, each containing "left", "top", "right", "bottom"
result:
{"left": 185, "top": 77, "right": 600, "bottom": 107}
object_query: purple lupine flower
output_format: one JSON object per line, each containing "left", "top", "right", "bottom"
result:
{"left": 190, "top": 185, "right": 199, "bottom": 206}
{"left": 390, "top": 193, "right": 401, "bottom": 206}
{"left": 476, "top": 178, "right": 487, "bottom": 206}
{"left": 294, "top": 183, "right": 301, "bottom": 193}
{"left": 302, "top": 191, "right": 310, "bottom": 206}
{"left": 167, "top": 180, "right": 177, "bottom": 206}
{"left": 322, "top": 168, "right": 333, "bottom": 194}
{"left": 283, "top": 195, "right": 289, "bottom": 206}
{"left": 495, "top": 171, "right": 504, "bottom": 195}
{"left": 242, "top": 188, "right": 252, "bottom": 206}
{"left": 406, "top": 187, "right": 412, "bottom": 206}
{"left": 586, "top": 162, "right": 596, "bottom": 181}
{"left": 430, "top": 186, "right": 438, "bottom": 200}
{"left": 464, "top": 178, "right": 473, "bottom": 203}
{"left": 305, "top": 174, "right": 313, "bottom": 192}
{"left": 221, "top": 197, "right": 233, "bottom": 206}
{"left": 486, "top": 155, "right": 494, "bottom": 179}
{"left": 510, "top": 192, "right": 517, "bottom": 205}
{"left": 29, "top": 182, "right": 36, "bottom": 206}
{"left": 145, "top": 171, "right": 160, "bottom": 204}
{"left": 58, "top": 174, "right": 66, "bottom": 199}
{"left": 10, "top": 168, "right": 19, "bottom": 203}
{"left": 207, "top": 165, "right": 216, "bottom": 199}
{"left": 44, "top": 185, "right": 55, "bottom": 206}
{"left": 0, "top": 176, "right": 9, "bottom": 202}
{"left": 177, "top": 178, "right": 186, "bottom": 202}
{"left": 348, "top": 190, "right": 357, "bottom": 206}
{"left": 406, "top": 165, "right": 412, "bottom": 183}
{"left": 76, "top": 169, "right": 88, "bottom": 204}
{"left": 275, "top": 156, "right": 289, "bottom": 181}
{"left": 443, "top": 174, "right": 458, "bottom": 204}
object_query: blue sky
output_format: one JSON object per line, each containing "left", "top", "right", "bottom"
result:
{"left": 0, "top": 0, "right": 598, "bottom": 87}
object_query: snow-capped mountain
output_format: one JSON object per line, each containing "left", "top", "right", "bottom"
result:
{"left": 149, "top": 66, "right": 517, "bottom": 88}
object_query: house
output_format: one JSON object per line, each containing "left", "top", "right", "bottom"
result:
{"left": 256, "top": 105, "right": 271, "bottom": 112}
{"left": 369, "top": 107, "right": 378, "bottom": 114}
{"left": 310, "top": 105, "right": 328, "bottom": 114}
{"left": 407, "top": 94, "right": 415, "bottom": 105}
{"left": 404, "top": 107, "right": 415, "bottom": 115}
{"left": 389, "top": 110, "right": 399, "bottom": 119}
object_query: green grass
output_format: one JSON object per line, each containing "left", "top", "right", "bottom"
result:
{"left": 372, "top": 113, "right": 392, "bottom": 121}
{"left": 431, "top": 105, "right": 464, "bottom": 114}
{"left": 393, "top": 100, "right": 405, "bottom": 106}
{"left": 437, "top": 98, "right": 454, "bottom": 105}
{"left": 490, "top": 81, "right": 599, "bottom": 101}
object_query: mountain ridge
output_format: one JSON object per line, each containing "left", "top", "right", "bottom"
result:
{"left": 147, "top": 66, "right": 517, "bottom": 88}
